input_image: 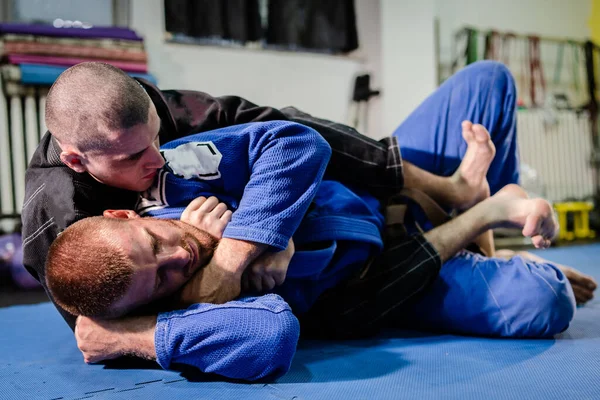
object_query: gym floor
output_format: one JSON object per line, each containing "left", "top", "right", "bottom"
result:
{"left": 2, "top": 242, "right": 599, "bottom": 400}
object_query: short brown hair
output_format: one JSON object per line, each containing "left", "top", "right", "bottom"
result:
{"left": 45, "top": 217, "right": 134, "bottom": 317}
{"left": 45, "top": 62, "right": 151, "bottom": 152}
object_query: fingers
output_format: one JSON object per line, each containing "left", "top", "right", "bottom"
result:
{"left": 180, "top": 196, "right": 231, "bottom": 239}
{"left": 241, "top": 272, "right": 250, "bottom": 292}
{"left": 249, "top": 271, "right": 263, "bottom": 292}
{"left": 182, "top": 196, "right": 223, "bottom": 217}
{"left": 181, "top": 196, "right": 207, "bottom": 221}
{"left": 221, "top": 210, "right": 233, "bottom": 223}
{"left": 272, "top": 269, "right": 286, "bottom": 286}
{"left": 261, "top": 275, "right": 277, "bottom": 291}
{"left": 198, "top": 196, "right": 220, "bottom": 213}
{"left": 244, "top": 266, "right": 286, "bottom": 292}
{"left": 212, "top": 202, "right": 229, "bottom": 218}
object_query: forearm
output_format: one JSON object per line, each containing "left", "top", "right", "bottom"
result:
{"left": 75, "top": 315, "right": 157, "bottom": 364}
{"left": 424, "top": 201, "right": 493, "bottom": 262}
{"left": 176, "top": 238, "right": 268, "bottom": 306}
{"left": 223, "top": 122, "right": 331, "bottom": 251}
{"left": 155, "top": 295, "right": 299, "bottom": 381}
{"left": 118, "top": 316, "right": 157, "bottom": 360}
{"left": 212, "top": 238, "right": 268, "bottom": 276}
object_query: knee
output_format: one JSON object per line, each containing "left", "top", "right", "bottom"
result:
{"left": 531, "top": 277, "right": 576, "bottom": 337}
{"left": 462, "top": 61, "right": 517, "bottom": 100}
{"left": 509, "top": 263, "right": 576, "bottom": 338}
{"left": 465, "top": 60, "right": 513, "bottom": 81}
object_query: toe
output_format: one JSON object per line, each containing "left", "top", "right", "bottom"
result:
{"left": 472, "top": 124, "right": 491, "bottom": 142}
{"left": 522, "top": 213, "right": 541, "bottom": 238}
{"left": 530, "top": 235, "right": 546, "bottom": 248}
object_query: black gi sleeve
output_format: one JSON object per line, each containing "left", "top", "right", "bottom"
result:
{"left": 138, "top": 78, "right": 404, "bottom": 197}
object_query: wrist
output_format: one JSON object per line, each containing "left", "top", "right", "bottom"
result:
{"left": 214, "top": 238, "right": 268, "bottom": 275}
{"left": 120, "top": 315, "right": 158, "bottom": 360}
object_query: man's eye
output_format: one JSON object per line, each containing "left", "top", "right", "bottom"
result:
{"left": 150, "top": 235, "right": 161, "bottom": 255}
{"left": 128, "top": 151, "right": 145, "bottom": 161}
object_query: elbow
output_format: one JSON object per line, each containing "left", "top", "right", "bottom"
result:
{"left": 249, "top": 311, "right": 300, "bottom": 380}
{"left": 313, "top": 131, "right": 332, "bottom": 166}
{"left": 287, "top": 121, "right": 332, "bottom": 164}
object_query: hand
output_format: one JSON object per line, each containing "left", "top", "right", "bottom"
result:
{"left": 242, "top": 238, "right": 295, "bottom": 292}
{"left": 75, "top": 315, "right": 157, "bottom": 364}
{"left": 180, "top": 196, "right": 232, "bottom": 239}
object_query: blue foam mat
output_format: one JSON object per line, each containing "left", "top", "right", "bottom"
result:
{"left": 1, "top": 244, "right": 599, "bottom": 400}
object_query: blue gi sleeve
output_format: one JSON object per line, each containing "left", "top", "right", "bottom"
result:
{"left": 222, "top": 121, "right": 332, "bottom": 250}
{"left": 154, "top": 294, "right": 300, "bottom": 381}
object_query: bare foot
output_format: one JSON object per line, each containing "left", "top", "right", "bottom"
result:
{"left": 557, "top": 264, "right": 598, "bottom": 304}
{"left": 489, "top": 184, "right": 557, "bottom": 248}
{"left": 496, "top": 249, "right": 597, "bottom": 304}
{"left": 451, "top": 121, "right": 496, "bottom": 210}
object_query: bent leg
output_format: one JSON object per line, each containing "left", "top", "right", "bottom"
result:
{"left": 394, "top": 61, "right": 519, "bottom": 194}
{"left": 300, "top": 234, "right": 442, "bottom": 339}
{"left": 496, "top": 249, "right": 597, "bottom": 304}
{"left": 400, "top": 251, "right": 576, "bottom": 338}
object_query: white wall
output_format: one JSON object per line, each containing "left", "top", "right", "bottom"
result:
{"left": 380, "top": 0, "right": 437, "bottom": 136}
{"left": 436, "top": 0, "right": 592, "bottom": 78}
{"left": 376, "top": 0, "right": 593, "bottom": 136}
{"left": 130, "top": 0, "right": 371, "bottom": 133}
{"left": 130, "top": 0, "right": 592, "bottom": 140}
{"left": 350, "top": 0, "right": 383, "bottom": 138}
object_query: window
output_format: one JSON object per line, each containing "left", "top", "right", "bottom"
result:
{"left": 164, "top": 0, "right": 359, "bottom": 55}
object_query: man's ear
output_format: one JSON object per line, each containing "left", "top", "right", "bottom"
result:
{"left": 60, "top": 151, "right": 87, "bottom": 173}
{"left": 103, "top": 209, "right": 141, "bottom": 219}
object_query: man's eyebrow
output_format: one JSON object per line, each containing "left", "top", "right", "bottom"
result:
{"left": 119, "top": 132, "right": 160, "bottom": 161}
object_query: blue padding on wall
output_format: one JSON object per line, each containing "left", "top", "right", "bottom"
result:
{"left": 19, "top": 63, "right": 158, "bottom": 86}
{"left": 1, "top": 244, "right": 599, "bottom": 400}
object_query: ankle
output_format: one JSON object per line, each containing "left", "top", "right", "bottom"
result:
{"left": 472, "top": 199, "right": 500, "bottom": 230}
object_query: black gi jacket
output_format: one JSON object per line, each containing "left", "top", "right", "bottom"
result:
{"left": 21, "top": 78, "right": 404, "bottom": 329}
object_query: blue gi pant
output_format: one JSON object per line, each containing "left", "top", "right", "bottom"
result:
{"left": 394, "top": 61, "right": 576, "bottom": 338}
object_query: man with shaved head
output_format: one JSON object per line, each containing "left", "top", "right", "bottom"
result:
{"left": 45, "top": 63, "right": 164, "bottom": 191}
{"left": 23, "top": 60, "right": 592, "bottom": 335}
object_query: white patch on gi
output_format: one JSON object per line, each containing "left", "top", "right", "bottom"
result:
{"left": 136, "top": 169, "right": 169, "bottom": 215}
{"left": 162, "top": 141, "right": 223, "bottom": 181}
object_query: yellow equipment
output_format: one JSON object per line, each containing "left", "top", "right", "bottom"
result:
{"left": 553, "top": 202, "right": 596, "bottom": 241}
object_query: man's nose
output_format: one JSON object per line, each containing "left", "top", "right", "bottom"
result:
{"left": 145, "top": 146, "right": 165, "bottom": 169}
{"left": 158, "top": 246, "right": 190, "bottom": 270}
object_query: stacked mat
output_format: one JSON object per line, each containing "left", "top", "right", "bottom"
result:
{"left": 0, "top": 22, "right": 156, "bottom": 85}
